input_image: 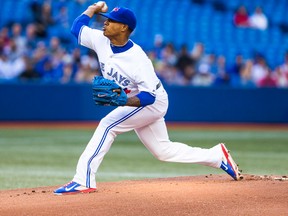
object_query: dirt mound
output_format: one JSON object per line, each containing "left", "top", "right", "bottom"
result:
{"left": 0, "top": 174, "right": 287, "bottom": 216}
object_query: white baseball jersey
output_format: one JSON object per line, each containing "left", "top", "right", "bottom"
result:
{"left": 72, "top": 26, "right": 223, "bottom": 189}
{"left": 80, "top": 26, "right": 159, "bottom": 98}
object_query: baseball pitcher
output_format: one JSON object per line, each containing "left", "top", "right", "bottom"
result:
{"left": 54, "top": 2, "right": 242, "bottom": 195}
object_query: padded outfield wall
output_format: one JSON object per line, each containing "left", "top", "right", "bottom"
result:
{"left": 0, "top": 83, "right": 287, "bottom": 123}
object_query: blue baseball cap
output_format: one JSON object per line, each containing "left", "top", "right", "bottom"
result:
{"left": 100, "top": 7, "right": 137, "bottom": 31}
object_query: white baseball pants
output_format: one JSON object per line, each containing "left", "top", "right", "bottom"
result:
{"left": 73, "top": 87, "right": 223, "bottom": 188}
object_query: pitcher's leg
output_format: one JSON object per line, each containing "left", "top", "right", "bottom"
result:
{"left": 72, "top": 121, "right": 116, "bottom": 188}
{"left": 73, "top": 106, "right": 146, "bottom": 188}
{"left": 135, "top": 119, "right": 222, "bottom": 168}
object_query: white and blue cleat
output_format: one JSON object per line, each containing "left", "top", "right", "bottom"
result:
{"left": 54, "top": 181, "right": 96, "bottom": 195}
{"left": 220, "top": 143, "right": 242, "bottom": 180}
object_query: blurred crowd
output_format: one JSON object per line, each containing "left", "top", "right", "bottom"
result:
{"left": 0, "top": 1, "right": 288, "bottom": 88}
{"left": 150, "top": 37, "right": 288, "bottom": 88}
{"left": 0, "top": 0, "right": 103, "bottom": 84}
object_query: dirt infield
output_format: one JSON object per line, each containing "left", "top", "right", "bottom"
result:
{"left": 0, "top": 174, "right": 287, "bottom": 216}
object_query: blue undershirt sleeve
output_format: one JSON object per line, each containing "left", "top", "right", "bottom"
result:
{"left": 136, "top": 91, "right": 156, "bottom": 106}
{"left": 71, "top": 14, "right": 91, "bottom": 41}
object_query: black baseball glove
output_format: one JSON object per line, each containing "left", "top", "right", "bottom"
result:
{"left": 92, "top": 76, "right": 127, "bottom": 106}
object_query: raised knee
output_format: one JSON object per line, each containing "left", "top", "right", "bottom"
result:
{"left": 155, "top": 154, "right": 169, "bottom": 161}
{"left": 152, "top": 145, "right": 171, "bottom": 161}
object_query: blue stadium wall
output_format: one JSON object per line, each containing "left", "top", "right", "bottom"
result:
{"left": 0, "top": 83, "right": 288, "bottom": 123}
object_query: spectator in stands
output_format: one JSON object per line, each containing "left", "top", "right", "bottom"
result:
{"left": 42, "top": 37, "right": 67, "bottom": 82}
{"left": 191, "top": 42, "right": 205, "bottom": 66}
{"left": 0, "top": 53, "right": 11, "bottom": 80}
{"left": 161, "top": 42, "right": 177, "bottom": 67}
{"left": 32, "top": 42, "right": 51, "bottom": 78}
{"left": 250, "top": 54, "right": 269, "bottom": 85}
{"left": 228, "top": 54, "right": 244, "bottom": 76}
{"left": 0, "top": 27, "right": 10, "bottom": 53}
{"left": 196, "top": 53, "right": 216, "bottom": 74}
{"left": 0, "top": 35, "right": 4, "bottom": 55}
{"left": 70, "top": 47, "right": 82, "bottom": 80}
{"left": 191, "top": 51, "right": 216, "bottom": 87}
{"left": 274, "top": 67, "right": 288, "bottom": 88}
{"left": 181, "top": 63, "right": 195, "bottom": 85}
{"left": 249, "top": 6, "right": 268, "bottom": 30}
{"left": 19, "top": 55, "right": 40, "bottom": 81}
{"left": 49, "top": 49, "right": 66, "bottom": 81}
{"left": 227, "top": 54, "right": 245, "bottom": 87}
{"left": 75, "top": 50, "right": 100, "bottom": 83}
{"left": 213, "top": 55, "right": 230, "bottom": 86}
{"left": 156, "top": 42, "right": 187, "bottom": 85}
{"left": 237, "top": 60, "right": 255, "bottom": 87}
{"left": 192, "top": 63, "right": 215, "bottom": 86}
{"left": 157, "top": 61, "right": 186, "bottom": 86}
{"left": 61, "top": 53, "right": 74, "bottom": 83}
{"left": 24, "top": 24, "right": 38, "bottom": 55}
{"left": 175, "top": 44, "right": 195, "bottom": 75}
{"left": 153, "top": 34, "right": 164, "bottom": 61}
{"left": 6, "top": 39, "right": 22, "bottom": 61}
{"left": 274, "top": 51, "right": 288, "bottom": 87}
{"left": 233, "top": 5, "right": 250, "bottom": 27}
{"left": 147, "top": 42, "right": 184, "bottom": 86}
{"left": 258, "top": 68, "right": 277, "bottom": 87}
{"left": 0, "top": 53, "right": 10, "bottom": 80}
{"left": 49, "top": 36, "right": 63, "bottom": 55}
{"left": 0, "top": 51, "right": 25, "bottom": 81}
{"left": 11, "top": 23, "right": 26, "bottom": 56}
{"left": 175, "top": 44, "right": 196, "bottom": 84}
{"left": 147, "top": 51, "right": 165, "bottom": 84}
{"left": 0, "top": 26, "right": 26, "bottom": 81}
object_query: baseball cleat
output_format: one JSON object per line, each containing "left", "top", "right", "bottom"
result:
{"left": 220, "top": 143, "right": 242, "bottom": 180}
{"left": 54, "top": 181, "right": 96, "bottom": 195}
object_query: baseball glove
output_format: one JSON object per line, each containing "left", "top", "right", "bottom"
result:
{"left": 92, "top": 76, "right": 127, "bottom": 106}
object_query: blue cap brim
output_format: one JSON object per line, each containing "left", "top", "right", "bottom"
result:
{"left": 99, "top": 13, "right": 122, "bottom": 23}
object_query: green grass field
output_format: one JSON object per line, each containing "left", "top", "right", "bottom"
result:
{"left": 0, "top": 125, "right": 287, "bottom": 190}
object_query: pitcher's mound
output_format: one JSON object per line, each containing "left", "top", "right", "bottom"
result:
{"left": 0, "top": 174, "right": 287, "bottom": 216}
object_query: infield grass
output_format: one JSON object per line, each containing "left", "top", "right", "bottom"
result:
{"left": 0, "top": 124, "right": 287, "bottom": 190}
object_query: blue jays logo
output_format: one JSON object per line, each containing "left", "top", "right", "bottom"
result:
{"left": 100, "top": 62, "right": 130, "bottom": 87}
{"left": 112, "top": 7, "right": 120, "bottom": 12}
{"left": 107, "top": 68, "right": 130, "bottom": 86}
